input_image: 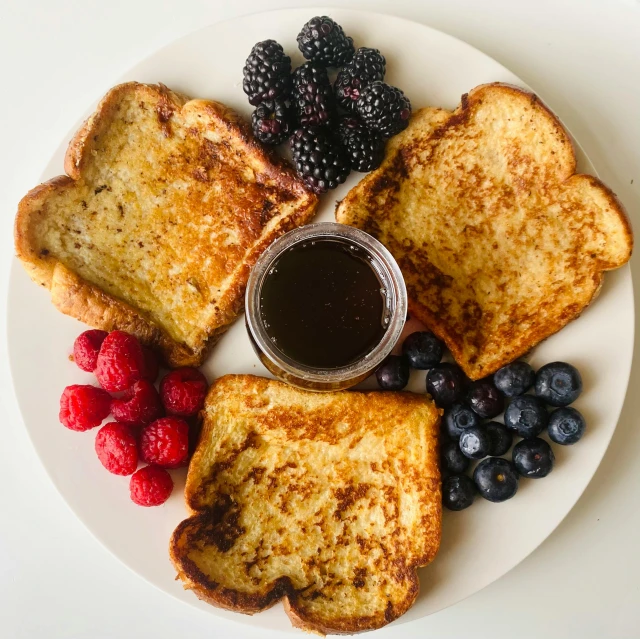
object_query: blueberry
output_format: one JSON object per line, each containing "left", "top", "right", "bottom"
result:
{"left": 473, "top": 457, "right": 519, "bottom": 502}
{"left": 512, "top": 438, "right": 555, "bottom": 478}
{"left": 376, "top": 355, "right": 410, "bottom": 390}
{"left": 467, "top": 379, "right": 505, "bottom": 418}
{"left": 459, "top": 426, "right": 491, "bottom": 459}
{"left": 504, "top": 395, "right": 548, "bottom": 438}
{"left": 402, "top": 331, "right": 444, "bottom": 369}
{"left": 440, "top": 440, "right": 470, "bottom": 475}
{"left": 548, "top": 407, "right": 586, "bottom": 445}
{"left": 443, "top": 402, "right": 480, "bottom": 439}
{"left": 484, "top": 421, "right": 513, "bottom": 456}
{"left": 535, "top": 362, "right": 582, "bottom": 407}
{"left": 493, "top": 361, "right": 535, "bottom": 397}
{"left": 442, "top": 474, "right": 476, "bottom": 511}
{"left": 426, "top": 363, "right": 468, "bottom": 407}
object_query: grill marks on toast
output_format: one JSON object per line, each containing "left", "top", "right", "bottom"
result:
{"left": 15, "top": 83, "right": 318, "bottom": 367}
{"left": 170, "top": 375, "right": 441, "bottom": 634}
{"left": 336, "top": 83, "right": 632, "bottom": 379}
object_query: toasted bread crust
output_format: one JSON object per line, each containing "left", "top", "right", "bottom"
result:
{"left": 170, "top": 375, "right": 441, "bottom": 634}
{"left": 63, "top": 83, "right": 191, "bottom": 180}
{"left": 15, "top": 82, "right": 318, "bottom": 367}
{"left": 336, "top": 83, "right": 633, "bottom": 379}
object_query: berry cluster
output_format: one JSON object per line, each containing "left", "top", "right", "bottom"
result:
{"left": 375, "top": 328, "right": 586, "bottom": 511}
{"left": 60, "top": 330, "right": 208, "bottom": 507}
{"left": 242, "top": 16, "right": 412, "bottom": 193}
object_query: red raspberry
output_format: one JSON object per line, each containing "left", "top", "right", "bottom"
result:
{"left": 94, "top": 422, "right": 138, "bottom": 475}
{"left": 73, "top": 330, "right": 108, "bottom": 372}
{"left": 111, "top": 379, "right": 164, "bottom": 427}
{"left": 139, "top": 417, "right": 189, "bottom": 468}
{"left": 130, "top": 465, "right": 173, "bottom": 506}
{"left": 95, "top": 331, "right": 145, "bottom": 392}
{"left": 160, "top": 368, "right": 208, "bottom": 416}
{"left": 59, "top": 384, "right": 111, "bottom": 431}
{"left": 142, "top": 346, "right": 160, "bottom": 383}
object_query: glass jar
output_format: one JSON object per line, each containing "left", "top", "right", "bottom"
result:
{"left": 245, "top": 223, "right": 407, "bottom": 391}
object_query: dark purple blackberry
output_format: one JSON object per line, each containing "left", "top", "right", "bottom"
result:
{"left": 242, "top": 40, "right": 292, "bottom": 106}
{"left": 356, "top": 81, "right": 412, "bottom": 138}
{"left": 296, "top": 16, "right": 355, "bottom": 67}
{"left": 334, "top": 47, "right": 386, "bottom": 112}
{"left": 251, "top": 98, "right": 294, "bottom": 146}
{"left": 292, "top": 62, "right": 334, "bottom": 126}
{"left": 289, "top": 127, "right": 351, "bottom": 194}
{"left": 292, "top": 60, "right": 331, "bottom": 90}
{"left": 337, "top": 116, "right": 385, "bottom": 172}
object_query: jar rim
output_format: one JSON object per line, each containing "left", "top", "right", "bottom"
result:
{"left": 245, "top": 223, "right": 407, "bottom": 385}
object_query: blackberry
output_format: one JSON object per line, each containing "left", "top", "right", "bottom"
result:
{"left": 296, "top": 16, "right": 354, "bottom": 67}
{"left": 356, "top": 81, "right": 412, "bottom": 138}
{"left": 292, "top": 62, "right": 334, "bottom": 126}
{"left": 337, "top": 116, "right": 385, "bottom": 172}
{"left": 335, "top": 47, "right": 386, "bottom": 112}
{"left": 242, "top": 40, "right": 292, "bottom": 106}
{"left": 292, "top": 60, "right": 331, "bottom": 90}
{"left": 251, "top": 98, "right": 294, "bottom": 146}
{"left": 290, "top": 127, "right": 351, "bottom": 194}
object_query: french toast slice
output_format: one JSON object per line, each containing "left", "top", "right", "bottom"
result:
{"left": 170, "top": 375, "right": 441, "bottom": 635}
{"left": 15, "top": 82, "right": 318, "bottom": 367}
{"left": 336, "top": 83, "right": 633, "bottom": 380}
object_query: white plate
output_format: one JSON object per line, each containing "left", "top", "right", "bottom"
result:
{"left": 7, "top": 7, "right": 634, "bottom": 633}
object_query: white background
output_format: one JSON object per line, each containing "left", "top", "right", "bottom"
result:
{"left": 1, "top": 1, "right": 639, "bottom": 637}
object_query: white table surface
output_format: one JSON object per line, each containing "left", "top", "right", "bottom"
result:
{"left": 1, "top": 1, "right": 639, "bottom": 637}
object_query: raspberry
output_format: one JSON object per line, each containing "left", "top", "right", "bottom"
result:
{"left": 73, "top": 330, "right": 108, "bottom": 372}
{"left": 95, "top": 422, "right": 138, "bottom": 475}
{"left": 160, "top": 368, "right": 208, "bottom": 417}
{"left": 139, "top": 417, "right": 189, "bottom": 468}
{"left": 129, "top": 465, "right": 173, "bottom": 506}
{"left": 142, "top": 346, "right": 160, "bottom": 383}
{"left": 111, "top": 379, "right": 164, "bottom": 427}
{"left": 95, "top": 331, "right": 145, "bottom": 392}
{"left": 59, "top": 384, "right": 111, "bottom": 431}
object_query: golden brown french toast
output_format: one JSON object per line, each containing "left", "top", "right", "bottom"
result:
{"left": 336, "top": 83, "right": 633, "bottom": 380}
{"left": 15, "top": 82, "right": 318, "bottom": 367}
{"left": 170, "top": 374, "right": 441, "bottom": 634}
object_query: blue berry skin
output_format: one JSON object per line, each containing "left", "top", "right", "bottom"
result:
{"left": 459, "top": 426, "right": 491, "bottom": 459}
{"left": 376, "top": 355, "right": 410, "bottom": 390}
{"left": 493, "top": 361, "right": 535, "bottom": 397}
{"left": 548, "top": 407, "right": 586, "bottom": 445}
{"left": 473, "top": 457, "right": 519, "bottom": 503}
{"left": 441, "top": 440, "right": 470, "bottom": 475}
{"left": 467, "top": 379, "right": 505, "bottom": 419}
{"left": 535, "top": 362, "right": 582, "bottom": 407}
{"left": 442, "top": 474, "right": 476, "bottom": 511}
{"left": 512, "top": 438, "right": 555, "bottom": 478}
{"left": 401, "top": 331, "right": 444, "bottom": 369}
{"left": 484, "top": 421, "right": 513, "bottom": 456}
{"left": 504, "top": 395, "right": 549, "bottom": 438}
{"left": 443, "top": 402, "right": 480, "bottom": 440}
{"left": 426, "top": 363, "right": 468, "bottom": 407}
